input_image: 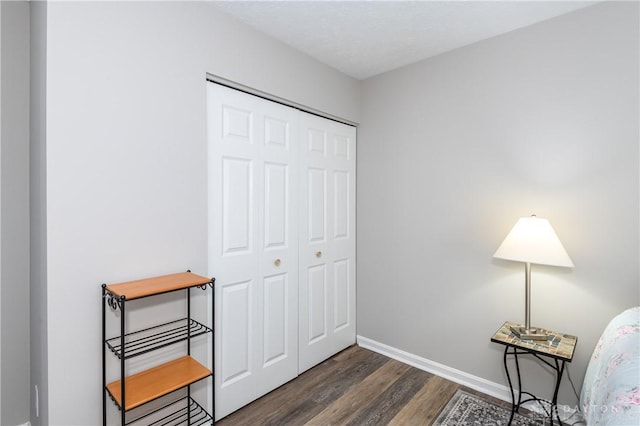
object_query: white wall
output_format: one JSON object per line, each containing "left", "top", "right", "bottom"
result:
{"left": 0, "top": 1, "right": 31, "bottom": 425}
{"left": 358, "top": 0, "right": 638, "bottom": 408}
{"left": 44, "top": 1, "right": 360, "bottom": 424}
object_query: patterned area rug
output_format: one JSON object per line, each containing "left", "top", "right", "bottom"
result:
{"left": 434, "top": 390, "right": 545, "bottom": 426}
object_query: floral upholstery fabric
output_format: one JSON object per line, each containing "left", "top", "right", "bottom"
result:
{"left": 581, "top": 306, "right": 640, "bottom": 425}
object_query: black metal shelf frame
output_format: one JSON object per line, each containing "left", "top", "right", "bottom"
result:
{"left": 102, "top": 275, "right": 215, "bottom": 426}
{"left": 106, "top": 318, "right": 212, "bottom": 359}
{"left": 127, "top": 396, "right": 213, "bottom": 426}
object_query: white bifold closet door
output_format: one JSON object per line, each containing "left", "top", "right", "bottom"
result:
{"left": 207, "top": 83, "right": 355, "bottom": 420}
{"left": 298, "top": 112, "right": 356, "bottom": 373}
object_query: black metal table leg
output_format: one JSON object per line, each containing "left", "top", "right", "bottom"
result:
{"left": 503, "top": 346, "right": 517, "bottom": 425}
{"left": 550, "top": 359, "right": 566, "bottom": 425}
{"left": 503, "top": 348, "right": 568, "bottom": 425}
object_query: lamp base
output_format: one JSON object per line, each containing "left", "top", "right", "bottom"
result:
{"left": 510, "top": 325, "right": 550, "bottom": 341}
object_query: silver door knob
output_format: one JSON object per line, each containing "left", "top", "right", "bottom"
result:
{"left": 274, "top": 258, "right": 281, "bottom": 267}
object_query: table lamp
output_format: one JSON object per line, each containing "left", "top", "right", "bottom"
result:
{"left": 493, "top": 215, "right": 574, "bottom": 340}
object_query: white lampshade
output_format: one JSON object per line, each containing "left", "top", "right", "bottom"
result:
{"left": 494, "top": 215, "right": 574, "bottom": 267}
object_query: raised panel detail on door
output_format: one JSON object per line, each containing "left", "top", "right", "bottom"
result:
{"left": 333, "top": 134, "right": 350, "bottom": 159}
{"left": 264, "top": 116, "right": 289, "bottom": 150}
{"left": 333, "top": 170, "right": 349, "bottom": 240}
{"left": 307, "top": 264, "right": 327, "bottom": 344}
{"left": 264, "top": 163, "right": 288, "bottom": 249}
{"left": 263, "top": 273, "right": 288, "bottom": 366}
{"left": 222, "top": 157, "right": 253, "bottom": 255}
{"left": 308, "top": 168, "right": 326, "bottom": 243}
{"left": 307, "top": 128, "right": 326, "bottom": 156}
{"left": 333, "top": 259, "right": 350, "bottom": 331}
{"left": 223, "top": 106, "right": 253, "bottom": 144}
{"left": 220, "top": 280, "right": 252, "bottom": 387}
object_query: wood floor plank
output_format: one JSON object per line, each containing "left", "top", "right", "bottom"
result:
{"left": 305, "top": 359, "right": 411, "bottom": 425}
{"left": 345, "top": 367, "right": 432, "bottom": 426}
{"left": 388, "top": 375, "right": 460, "bottom": 426}
{"left": 266, "top": 348, "right": 390, "bottom": 425}
{"left": 215, "top": 353, "right": 347, "bottom": 425}
{"left": 310, "top": 350, "right": 389, "bottom": 405}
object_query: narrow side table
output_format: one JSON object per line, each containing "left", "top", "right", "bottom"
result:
{"left": 491, "top": 321, "right": 577, "bottom": 425}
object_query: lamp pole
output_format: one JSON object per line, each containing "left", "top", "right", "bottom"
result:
{"left": 513, "top": 261, "right": 547, "bottom": 340}
{"left": 524, "top": 262, "right": 531, "bottom": 332}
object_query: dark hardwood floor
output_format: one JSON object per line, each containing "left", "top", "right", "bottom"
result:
{"left": 216, "top": 345, "right": 512, "bottom": 425}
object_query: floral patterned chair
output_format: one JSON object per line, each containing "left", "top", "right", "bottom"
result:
{"left": 580, "top": 306, "right": 639, "bottom": 425}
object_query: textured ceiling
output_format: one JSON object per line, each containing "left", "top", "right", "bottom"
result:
{"left": 212, "top": 0, "right": 598, "bottom": 80}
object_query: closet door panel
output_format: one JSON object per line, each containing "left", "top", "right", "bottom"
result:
{"left": 307, "top": 168, "right": 326, "bottom": 243}
{"left": 208, "top": 83, "right": 298, "bottom": 420}
{"left": 221, "top": 158, "right": 253, "bottom": 255}
{"left": 219, "top": 279, "right": 253, "bottom": 386}
{"left": 263, "top": 162, "right": 288, "bottom": 249}
{"left": 299, "top": 113, "right": 356, "bottom": 373}
{"left": 307, "top": 264, "right": 327, "bottom": 344}
{"left": 333, "top": 170, "right": 350, "bottom": 240}
{"left": 333, "top": 258, "right": 351, "bottom": 331}
{"left": 222, "top": 105, "right": 253, "bottom": 145}
{"left": 263, "top": 273, "right": 289, "bottom": 366}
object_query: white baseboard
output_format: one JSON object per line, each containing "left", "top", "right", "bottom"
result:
{"left": 356, "top": 335, "right": 579, "bottom": 422}
{"left": 357, "top": 335, "right": 512, "bottom": 403}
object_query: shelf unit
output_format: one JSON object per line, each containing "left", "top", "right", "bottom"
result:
{"left": 102, "top": 271, "right": 214, "bottom": 425}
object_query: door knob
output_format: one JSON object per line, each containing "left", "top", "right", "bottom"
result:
{"left": 315, "top": 251, "right": 322, "bottom": 258}
{"left": 274, "top": 258, "right": 281, "bottom": 267}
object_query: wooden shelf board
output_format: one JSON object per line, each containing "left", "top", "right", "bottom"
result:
{"left": 105, "top": 272, "right": 211, "bottom": 300}
{"left": 106, "top": 355, "right": 211, "bottom": 411}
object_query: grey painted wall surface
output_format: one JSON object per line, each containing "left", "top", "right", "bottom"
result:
{"left": 358, "top": 1, "right": 639, "bottom": 408}
{"left": 30, "top": 0, "right": 47, "bottom": 424}
{"left": 1, "top": 1, "right": 31, "bottom": 424}
{"left": 43, "top": 2, "right": 359, "bottom": 424}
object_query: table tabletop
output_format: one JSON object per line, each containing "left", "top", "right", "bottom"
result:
{"left": 491, "top": 321, "right": 577, "bottom": 362}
